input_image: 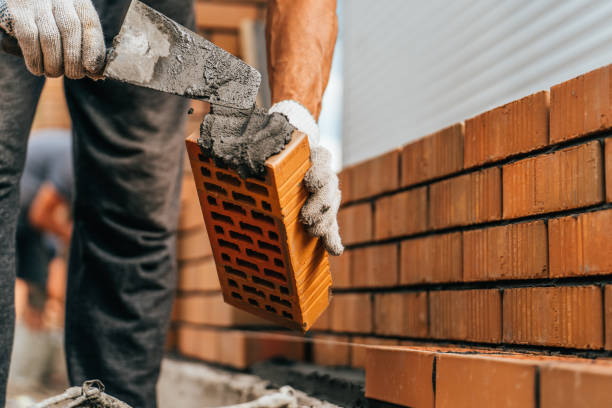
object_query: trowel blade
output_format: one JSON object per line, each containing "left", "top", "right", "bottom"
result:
{"left": 103, "top": 0, "right": 261, "bottom": 111}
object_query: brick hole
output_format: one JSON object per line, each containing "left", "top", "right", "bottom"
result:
{"left": 197, "top": 153, "right": 209, "bottom": 163}
{"left": 222, "top": 201, "right": 246, "bottom": 215}
{"left": 268, "top": 231, "right": 279, "bottom": 241}
{"left": 251, "top": 172, "right": 266, "bottom": 182}
{"left": 204, "top": 182, "right": 227, "bottom": 195}
{"left": 243, "top": 284, "right": 265, "bottom": 298}
{"left": 200, "top": 166, "right": 211, "bottom": 177}
{"left": 211, "top": 212, "right": 234, "bottom": 225}
{"left": 240, "top": 221, "right": 263, "bottom": 235}
{"left": 228, "top": 279, "right": 238, "bottom": 288}
{"left": 246, "top": 248, "right": 268, "bottom": 261}
{"left": 231, "top": 292, "right": 243, "bottom": 300}
{"left": 274, "top": 258, "right": 284, "bottom": 268}
{"left": 280, "top": 286, "right": 290, "bottom": 295}
{"left": 282, "top": 311, "right": 293, "bottom": 319}
{"left": 218, "top": 239, "right": 239, "bottom": 251}
{"left": 214, "top": 225, "right": 224, "bottom": 234}
{"left": 236, "top": 257, "right": 259, "bottom": 272}
{"left": 246, "top": 182, "right": 268, "bottom": 196}
{"left": 248, "top": 298, "right": 259, "bottom": 306}
{"left": 221, "top": 253, "right": 231, "bottom": 261}
{"left": 225, "top": 266, "right": 247, "bottom": 279}
{"left": 265, "top": 305, "right": 277, "bottom": 314}
{"left": 251, "top": 210, "right": 274, "bottom": 225}
{"left": 258, "top": 240, "right": 281, "bottom": 254}
{"left": 215, "top": 161, "right": 229, "bottom": 169}
{"left": 252, "top": 275, "right": 275, "bottom": 289}
{"left": 216, "top": 172, "right": 241, "bottom": 187}
{"left": 207, "top": 196, "right": 217, "bottom": 206}
{"left": 270, "top": 294, "right": 291, "bottom": 308}
{"left": 261, "top": 201, "right": 272, "bottom": 211}
{"left": 229, "top": 230, "right": 253, "bottom": 244}
{"left": 232, "top": 191, "right": 256, "bottom": 206}
{"left": 264, "top": 268, "right": 286, "bottom": 282}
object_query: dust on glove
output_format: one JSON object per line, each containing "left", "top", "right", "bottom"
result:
{"left": 3, "top": 0, "right": 105, "bottom": 78}
{"left": 269, "top": 100, "right": 344, "bottom": 256}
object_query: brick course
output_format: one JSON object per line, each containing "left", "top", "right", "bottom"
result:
{"left": 345, "top": 149, "right": 401, "bottom": 201}
{"left": 550, "top": 64, "right": 612, "bottom": 143}
{"left": 401, "top": 123, "right": 464, "bottom": 187}
{"left": 549, "top": 209, "right": 612, "bottom": 278}
{"left": 540, "top": 362, "right": 612, "bottom": 408}
{"left": 463, "top": 221, "right": 548, "bottom": 281}
{"left": 373, "top": 292, "right": 428, "bottom": 337}
{"left": 400, "top": 232, "right": 462, "bottom": 284}
{"left": 429, "top": 167, "right": 501, "bottom": 229}
{"left": 429, "top": 289, "right": 502, "bottom": 343}
{"left": 338, "top": 203, "right": 373, "bottom": 245}
{"left": 374, "top": 188, "right": 428, "bottom": 239}
{"left": 503, "top": 141, "right": 603, "bottom": 218}
{"left": 465, "top": 91, "right": 549, "bottom": 167}
{"left": 502, "top": 286, "right": 603, "bottom": 349}
{"left": 606, "top": 138, "right": 611, "bottom": 202}
{"left": 351, "top": 244, "right": 398, "bottom": 288}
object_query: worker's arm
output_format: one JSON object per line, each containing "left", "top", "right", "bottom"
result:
{"left": 1, "top": 0, "right": 105, "bottom": 78}
{"left": 266, "top": 0, "right": 343, "bottom": 255}
{"left": 29, "top": 182, "right": 73, "bottom": 245}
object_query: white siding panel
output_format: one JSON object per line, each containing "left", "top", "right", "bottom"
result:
{"left": 343, "top": 0, "right": 612, "bottom": 165}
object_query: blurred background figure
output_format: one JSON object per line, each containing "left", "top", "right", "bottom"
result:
{"left": 7, "top": 79, "right": 73, "bottom": 406}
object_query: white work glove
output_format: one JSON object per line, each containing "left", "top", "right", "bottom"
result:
{"left": 2, "top": 0, "right": 105, "bottom": 78}
{"left": 269, "top": 100, "right": 344, "bottom": 256}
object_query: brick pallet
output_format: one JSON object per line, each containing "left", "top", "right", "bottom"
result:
{"left": 170, "top": 61, "right": 612, "bottom": 407}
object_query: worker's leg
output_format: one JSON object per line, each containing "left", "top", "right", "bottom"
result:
{"left": 0, "top": 55, "right": 45, "bottom": 406}
{"left": 63, "top": 2, "right": 194, "bottom": 407}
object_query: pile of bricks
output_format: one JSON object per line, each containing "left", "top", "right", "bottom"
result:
{"left": 169, "top": 30, "right": 612, "bottom": 404}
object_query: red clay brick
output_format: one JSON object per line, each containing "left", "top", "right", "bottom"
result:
{"left": 330, "top": 293, "right": 372, "bottom": 333}
{"left": 503, "top": 286, "right": 603, "bottom": 349}
{"left": 605, "top": 286, "right": 612, "bottom": 350}
{"left": 350, "top": 337, "right": 400, "bottom": 369}
{"left": 550, "top": 64, "right": 612, "bottom": 143}
{"left": 174, "top": 293, "right": 268, "bottom": 327}
{"left": 338, "top": 203, "right": 373, "bottom": 245}
{"left": 177, "top": 258, "right": 220, "bottom": 292}
{"left": 549, "top": 210, "right": 612, "bottom": 278}
{"left": 177, "top": 326, "right": 218, "bottom": 362}
{"left": 177, "top": 227, "right": 213, "bottom": 261}
{"left": 401, "top": 123, "right": 464, "bottom": 187}
{"left": 463, "top": 221, "right": 548, "bottom": 281}
{"left": 429, "top": 167, "right": 501, "bottom": 229}
{"left": 429, "top": 289, "right": 501, "bottom": 343}
{"left": 312, "top": 334, "right": 351, "bottom": 366}
{"left": 503, "top": 141, "right": 604, "bottom": 218}
{"left": 373, "top": 292, "right": 428, "bottom": 337}
{"left": 374, "top": 188, "right": 428, "bottom": 239}
{"left": 436, "top": 353, "right": 537, "bottom": 408}
{"left": 465, "top": 91, "right": 549, "bottom": 167}
{"left": 540, "top": 361, "right": 612, "bottom": 408}
{"left": 338, "top": 167, "right": 353, "bottom": 204}
{"left": 365, "top": 347, "right": 435, "bottom": 408}
{"left": 400, "top": 232, "right": 462, "bottom": 284}
{"left": 606, "top": 138, "right": 611, "bottom": 202}
{"left": 346, "top": 149, "right": 401, "bottom": 201}
{"left": 330, "top": 251, "right": 351, "bottom": 289}
{"left": 351, "top": 244, "right": 398, "bottom": 288}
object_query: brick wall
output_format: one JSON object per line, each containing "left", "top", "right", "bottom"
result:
{"left": 170, "top": 16, "right": 612, "bottom": 406}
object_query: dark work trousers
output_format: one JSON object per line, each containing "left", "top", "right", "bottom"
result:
{"left": 0, "top": 1, "right": 194, "bottom": 406}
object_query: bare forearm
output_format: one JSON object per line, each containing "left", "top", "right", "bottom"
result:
{"left": 266, "top": 0, "right": 338, "bottom": 119}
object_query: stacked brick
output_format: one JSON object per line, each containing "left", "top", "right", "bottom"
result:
{"left": 325, "top": 65, "right": 612, "bottom": 405}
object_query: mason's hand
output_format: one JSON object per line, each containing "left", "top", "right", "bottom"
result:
{"left": 3, "top": 0, "right": 105, "bottom": 78}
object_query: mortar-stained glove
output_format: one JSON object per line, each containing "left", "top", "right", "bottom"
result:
{"left": 1, "top": 0, "right": 105, "bottom": 78}
{"left": 270, "top": 100, "right": 344, "bottom": 256}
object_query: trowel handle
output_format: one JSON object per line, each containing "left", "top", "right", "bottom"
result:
{"left": 0, "top": 0, "right": 21, "bottom": 57}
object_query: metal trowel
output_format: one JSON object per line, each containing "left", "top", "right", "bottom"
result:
{"left": 0, "top": 0, "right": 261, "bottom": 111}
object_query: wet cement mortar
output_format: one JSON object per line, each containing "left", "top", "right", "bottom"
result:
{"left": 198, "top": 105, "right": 295, "bottom": 179}
{"left": 104, "top": 1, "right": 261, "bottom": 111}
